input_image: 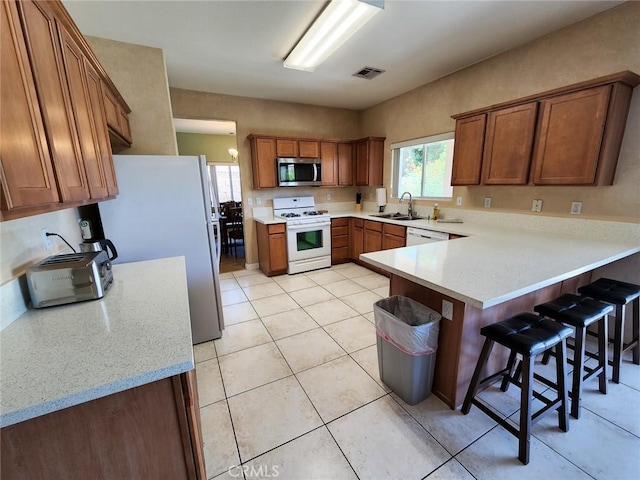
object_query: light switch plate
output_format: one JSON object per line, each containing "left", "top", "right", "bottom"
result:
{"left": 256, "top": 197, "right": 262, "bottom": 206}
{"left": 456, "top": 196, "right": 463, "bottom": 206}
{"left": 442, "top": 300, "right": 453, "bottom": 320}
{"left": 483, "top": 197, "right": 491, "bottom": 208}
{"left": 247, "top": 198, "right": 253, "bottom": 206}
{"left": 327, "top": 193, "right": 332, "bottom": 201}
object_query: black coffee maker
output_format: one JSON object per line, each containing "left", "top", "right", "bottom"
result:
{"left": 79, "top": 219, "right": 118, "bottom": 260}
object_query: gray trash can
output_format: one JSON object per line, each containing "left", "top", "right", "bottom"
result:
{"left": 374, "top": 296, "right": 441, "bottom": 405}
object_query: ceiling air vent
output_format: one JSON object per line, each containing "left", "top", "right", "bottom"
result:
{"left": 352, "top": 66, "right": 385, "bottom": 80}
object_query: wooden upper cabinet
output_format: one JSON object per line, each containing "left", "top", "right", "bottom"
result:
{"left": 0, "top": 0, "right": 59, "bottom": 211}
{"left": 320, "top": 142, "right": 337, "bottom": 186}
{"left": 103, "top": 83, "right": 132, "bottom": 146}
{"left": 482, "top": 103, "right": 538, "bottom": 185}
{"left": 337, "top": 142, "right": 353, "bottom": 186}
{"left": 451, "top": 114, "right": 486, "bottom": 185}
{"left": 58, "top": 24, "right": 109, "bottom": 199}
{"left": 299, "top": 141, "right": 320, "bottom": 158}
{"left": 276, "top": 139, "right": 297, "bottom": 157}
{"left": 532, "top": 86, "right": 610, "bottom": 185}
{"left": 18, "top": 0, "right": 90, "bottom": 202}
{"left": 249, "top": 137, "right": 277, "bottom": 189}
{"left": 85, "top": 59, "right": 118, "bottom": 196}
{"left": 355, "top": 137, "right": 384, "bottom": 186}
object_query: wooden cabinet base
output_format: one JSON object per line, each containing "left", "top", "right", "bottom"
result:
{"left": 389, "top": 272, "right": 593, "bottom": 409}
{"left": 1, "top": 372, "right": 204, "bottom": 480}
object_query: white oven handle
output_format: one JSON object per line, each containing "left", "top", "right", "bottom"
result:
{"left": 286, "top": 222, "right": 330, "bottom": 231}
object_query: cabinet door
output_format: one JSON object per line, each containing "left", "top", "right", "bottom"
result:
{"left": 451, "top": 114, "right": 486, "bottom": 185}
{"left": 320, "top": 142, "right": 337, "bottom": 186}
{"left": 382, "top": 234, "right": 405, "bottom": 250}
{"left": 276, "top": 139, "right": 297, "bottom": 157}
{"left": 58, "top": 24, "right": 108, "bottom": 199}
{"left": 337, "top": 142, "right": 353, "bottom": 186}
{"left": 251, "top": 138, "right": 277, "bottom": 188}
{"left": 18, "top": 0, "right": 89, "bottom": 202}
{"left": 268, "top": 232, "right": 288, "bottom": 272}
{"left": 351, "top": 222, "right": 364, "bottom": 260}
{"left": 85, "top": 59, "right": 118, "bottom": 196}
{"left": 532, "top": 86, "right": 610, "bottom": 185}
{"left": 299, "top": 141, "right": 320, "bottom": 158}
{"left": 355, "top": 141, "right": 369, "bottom": 186}
{"left": 363, "top": 221, "right": 383, "bottom": 253}
{"left": 482, "top": 103, "right": 537, "bottom": 185}
{"left": 1, "top": 0, "right": 59, "bottom": 210}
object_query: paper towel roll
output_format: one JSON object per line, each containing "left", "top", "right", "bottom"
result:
{"left": 376, "top": 188, "right": 387, "bottom": 206}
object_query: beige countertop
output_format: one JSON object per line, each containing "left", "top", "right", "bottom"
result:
{"left": 0, "top": 257, "right": 194, "bottom": 428}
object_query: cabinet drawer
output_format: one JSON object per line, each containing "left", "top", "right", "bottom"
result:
{"left": 352, "top": 218, "right": 364, "bottom": 228}
{"left": 332, "top": 217, "right": 349, "bottom": 228}
{"left": 268, "top": 223, "right": 286, "bottom": 234}
{"left": 383, "top": 223, "right": 406, "bottom": 238}
{"left": 332, "top": 226, "right": 349, "bottom": 236}
{"left": 332, "top": 235, "right": 349, "bottom": 248}
{"left": 364, "top": 220, "right": 383, "bottom": 232}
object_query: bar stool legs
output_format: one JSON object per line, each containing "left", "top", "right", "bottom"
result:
{"left": 611, "top": 298, "right": 640, "bottom": 382}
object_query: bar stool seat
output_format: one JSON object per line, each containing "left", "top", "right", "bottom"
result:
{"left": 534, "top": 294, "right": 612, "bottom": 419}
{"left": 462, "top": 313, "right": 572, "bottom": 465}
{"left": 578, "top": 278, "right": 640, "bottom": 383}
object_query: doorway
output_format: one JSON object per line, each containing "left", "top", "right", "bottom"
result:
{"left": 174, "top": 118, "right": 246, "bottom": 273}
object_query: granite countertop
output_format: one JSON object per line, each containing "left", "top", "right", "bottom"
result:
{"left": 0, "top": 257, "right": 194, "bottom": 428}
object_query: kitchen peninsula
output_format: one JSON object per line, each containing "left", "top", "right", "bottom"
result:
{"left": 0, "top": 257, "right": 204, "bottom": 479}
{"left": 359, "top": 216, "right": 640, "bottom": 409}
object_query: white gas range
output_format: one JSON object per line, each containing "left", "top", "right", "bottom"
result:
{"left": 273, "top": 197, "right": 331, "bottom": 274}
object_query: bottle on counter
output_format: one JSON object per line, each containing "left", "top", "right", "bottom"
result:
{"left": 432, "top": 203, "right": 439, "bottom": 221}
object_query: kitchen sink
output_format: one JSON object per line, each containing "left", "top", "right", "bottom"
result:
{"left": 369, "top": 213, "right": 423, "bottom": 221}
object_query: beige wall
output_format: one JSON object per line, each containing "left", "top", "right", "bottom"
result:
{"left": 176, "top": 132, "right": 238, "bottom": 164}
{"left": 1, "top": 37, "right": 177, "bottom": 285}
{"left": 170, "top": 89, "right": 361, "bottom": 264}
{"left": 362, "top": 2, "right": 640, "bottom": 222}
{"left": 86, "top": 36, "right": 178, "bottom": 156}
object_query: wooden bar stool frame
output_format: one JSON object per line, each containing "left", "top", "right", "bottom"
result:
{"left": 462, "top": 325, "right": 570, "bottom": 465}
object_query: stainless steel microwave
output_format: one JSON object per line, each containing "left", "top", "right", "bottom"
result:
{"left": 277, "top": 158, "right": 322, "bottom": 187}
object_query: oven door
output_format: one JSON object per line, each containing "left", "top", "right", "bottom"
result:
{"left": 286, "top": 221, "right": 331, "bottom": 262}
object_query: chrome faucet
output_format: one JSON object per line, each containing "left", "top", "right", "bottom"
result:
{"left": 399, "top": 191, "right": 414, "bottom": 218}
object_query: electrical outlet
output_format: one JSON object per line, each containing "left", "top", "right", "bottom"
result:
{"left": 483, "top": 197, "right": 491, "bottom": 208}
{"left": 531, "top": 199, "right": 543, "bottom": 212}
{"left": 456, "top": 196, "right": 463, "bottom": 206}
{"left": 246, "top": 198, "right": 253, "bottom": 206}
{"left": 256, "top": 197, "right": 262, "bottom": 206}
{"left": 442, "top": 300, "right": 453, "bottom": 321}
{"left": 571, "top": 201, "right": 582, "bottom": 215}
{"left": 41, "top": 228, "right": 53, "bottom": 250}
{"left": 327, "top": 193, "right": 332, "bottom": 201}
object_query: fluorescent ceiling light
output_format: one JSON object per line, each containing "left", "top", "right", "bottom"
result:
{"left": 284, "top": 0, "right": 383, "bottom": 72}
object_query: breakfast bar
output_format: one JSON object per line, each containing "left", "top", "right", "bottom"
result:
{"left": 360, "top": 220, "right": 640, "bottom": 409}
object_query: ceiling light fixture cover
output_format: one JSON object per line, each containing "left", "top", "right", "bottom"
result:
{"left": 284, "top": 0, "right": 383, "bottom": 72}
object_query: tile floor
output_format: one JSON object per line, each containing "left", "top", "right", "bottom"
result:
{"left": 195, "top": 263, "right": 640, "bottom": 480}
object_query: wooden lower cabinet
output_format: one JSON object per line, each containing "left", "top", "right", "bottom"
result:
{"left": 350, "top": 218, "right": 364, "bottom": 260}
{"left": 256, "top": 222, "right": 288, "bottom": 276}
{"left": 0, "top": 371, "right": 205, "bottom": 479}
{"left": 331, "top": 218, "right": 350, "bottom": 264}
{"left": 363, "top": 220, "right": 383, "bottom": 253}
{"left": 382, "top": 223, "right": 406, "bottom": 250}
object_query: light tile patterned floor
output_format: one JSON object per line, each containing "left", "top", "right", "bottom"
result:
{"left": 197, "top": 263, "right": 640, "bottom": 480}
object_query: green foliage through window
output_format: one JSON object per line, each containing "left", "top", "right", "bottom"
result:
{"left": 391, "top": 133, "right": 454, "bottom": 199}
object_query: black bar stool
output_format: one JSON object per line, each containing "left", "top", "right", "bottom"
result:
{"left": 578, "top": 278, "right": 640, "bottom": 383}
{"left": 534, "top": 294, "right": 612, "bottom": 419}
{"left": 462, "top": 312, "right": 572, "bottom": 465}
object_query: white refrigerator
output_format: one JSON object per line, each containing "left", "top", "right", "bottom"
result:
{"left": 99, "top": 155, "right": 224, "bottom": 343}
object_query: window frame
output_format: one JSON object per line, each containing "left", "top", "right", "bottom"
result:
{"left": 390, "top": 132, "right": 455, "bottom": 200}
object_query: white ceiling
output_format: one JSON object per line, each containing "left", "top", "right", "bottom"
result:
{"left": 63, "top": 0, "right": 622, "bottom": 111}
{"left": 173, "top": 118, "right": 236, "bottom": 135}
